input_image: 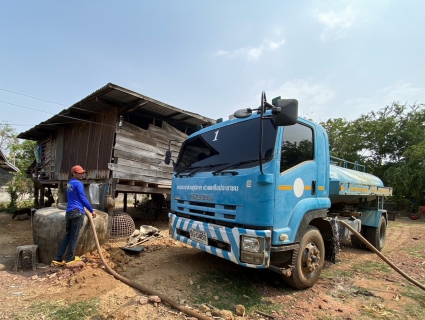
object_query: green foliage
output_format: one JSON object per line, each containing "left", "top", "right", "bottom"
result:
{"left": 356, "top": 103, "right": 425, "bottom": 177}
{"left": 0, "top": 122, "right": 19, "bottom": 154}
{"left": 0, "top": 199, "right": 35, "bottom": 213}
{"left": 7, "top": 185, "right": 18, "bottom": 212}
{"left": 321, "top": 118, "right": 364, "bottom": 162}
{"left": 10, "top": 139, "right": 37, "bottom": 172}
{"left": 0, "top": 123, "right": 36, "bottom": 211}
{"left": 5, "top": 174, "right": 35, "bottom": 212}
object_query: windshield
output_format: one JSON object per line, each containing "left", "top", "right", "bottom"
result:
{"left": 175, "top": 118, "right": 277, "bottom": 173}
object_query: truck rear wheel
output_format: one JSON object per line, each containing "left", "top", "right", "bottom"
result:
{"left": 350, "top": 228, "right": 366, "bottom": 250}
{"left": 364, "top": 216, "right": 387, "bottom": 251}
{"left": 283, "top": 226, "right": 325, "bottom": 289}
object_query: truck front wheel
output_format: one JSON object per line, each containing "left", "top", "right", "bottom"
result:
{"left": 283, "top": 226, "right": 325, "bottom": 289}
{"left": 364, "top": 216, "right": 387, "bottom": 251}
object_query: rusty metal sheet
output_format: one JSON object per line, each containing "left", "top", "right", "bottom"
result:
{"left": 59, "top": 107, "right": 117, "bottom": 181}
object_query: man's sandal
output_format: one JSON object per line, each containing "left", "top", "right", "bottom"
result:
{"left": 65, "top": 256, "right": 82, "bottom": 265}
{"left": 52, "top": 260, "right": 65, "bottom": 266}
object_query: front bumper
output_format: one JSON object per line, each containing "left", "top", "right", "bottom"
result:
{"left": 169, "top": 213, "right": 271, "bottom": 268}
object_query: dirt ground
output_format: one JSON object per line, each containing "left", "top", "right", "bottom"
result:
{"left": 0, "top": 207, "right": 424, "bottom": 320}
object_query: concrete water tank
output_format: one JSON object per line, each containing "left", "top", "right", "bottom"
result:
{"left": 32, "top": 207, "right": 108, "bottom": 265}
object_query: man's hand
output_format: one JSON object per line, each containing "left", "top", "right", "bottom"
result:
{"left": 92, "top": 211, "right": 97, "bottom": 218}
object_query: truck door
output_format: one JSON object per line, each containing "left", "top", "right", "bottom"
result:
{"left": 274, "top": 122, "right": 319, "bottom": 243}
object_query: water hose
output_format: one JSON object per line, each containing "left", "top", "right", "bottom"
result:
{"left": 85, "top": 209, "right": 212, "bottom": 320}
{"left": 338, "top": 220, "right": 425, "bottom": 291}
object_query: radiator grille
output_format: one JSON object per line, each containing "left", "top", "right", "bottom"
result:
{"left": 189, "top": 202, "right": 215, "bottom": 208}
{"left": 189, "top": 209, "right": 215, "bottom": 216}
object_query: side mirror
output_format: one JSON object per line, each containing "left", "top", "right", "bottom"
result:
{"left": 273, "top": 99, "right": 298, "bottom": 126}
{"left": 164, "top": 150, "right": 172, "bottom": 165}
{"left": 165, "top": 139, "right": 182, "bottom": 169}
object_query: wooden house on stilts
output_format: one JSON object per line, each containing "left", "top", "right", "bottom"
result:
{"left": 18, "top": 83, "right": 214, "bottom": 219}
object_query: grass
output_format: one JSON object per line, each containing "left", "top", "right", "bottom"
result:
{"left": 403, "top": 244, "right": 425, "bottom": 259}
{"left": 352, "top": 287, "right": 376, "bottom": 298}
{"left": 191, "top": 270, "right": 282, "bottom": 315}
{"left": 352, "top": 260, "right": 391, "bottom": 275}
{"left": 321, "top": 266, "right": 355, "bottom": 279}
{"left": 15, "top": 299, "right": 100, "bottom": 320}
{"left": 400, "top": 284, "right": 425, "bottom": 318}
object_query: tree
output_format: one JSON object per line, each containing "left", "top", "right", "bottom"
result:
{"left": 10, "top": 139, "right": 36, "bottom": 172}
{"left": 320, "top": 118, "right": 364, "bottom": 164}
{"left": 0, "top": 123, "right": 36, "bottom": 211}
{"left": 384, "top": 139, "right": 425, "bottom": 210}
{"left": 0, "top": 122, "right": 19, "bottom": 156}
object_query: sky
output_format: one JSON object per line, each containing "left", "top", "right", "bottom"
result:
{"left": 1, "top": 0, "right": 425, "bottom": 137}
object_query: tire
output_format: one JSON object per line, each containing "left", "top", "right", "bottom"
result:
{"left": 283, "top": 226, "right": 325, "bottom": 289}
{"left": 409, "top": 213, "right": 419, "bottom": 220}
{"left": 364, "top": 216, "right": 387, "bottom": 251}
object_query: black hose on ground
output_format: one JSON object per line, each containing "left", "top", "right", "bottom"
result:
{"left": 338, "top": 220, "right": 425, "bottom": 292}
{"left": 85, "top": 209, "right": 212, "bottom": 320}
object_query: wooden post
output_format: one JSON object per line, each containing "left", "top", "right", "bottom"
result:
{"left": 154, "top": 193, "right": 164, "bottom": 220}
{"left": 34, "top": 183, "right": 39, "bottom": 208}
{"left": 123, "top": 192, "right": 127, "bottom": 213}
{"left": 40, "top": 186, "right": 45, "bottom": 207}
{"left": 57, "top": 182, "right": 66, "bottom": 204}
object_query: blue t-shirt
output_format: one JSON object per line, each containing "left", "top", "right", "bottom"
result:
{"left": 66, "top": 178, "right": 94, "bottom": 214}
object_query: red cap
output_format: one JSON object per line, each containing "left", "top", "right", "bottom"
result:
{"left": 71, "top": 165, "right": 86, "bottom": 174}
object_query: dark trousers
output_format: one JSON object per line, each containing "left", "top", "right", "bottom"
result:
{"left": 54, "top": 210, "right": 84, "bottom": 263}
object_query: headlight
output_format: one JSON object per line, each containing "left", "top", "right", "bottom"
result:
{"left": 241, "top": 236, "right": 261, "bottom": 253}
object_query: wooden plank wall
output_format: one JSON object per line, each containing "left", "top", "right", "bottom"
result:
{"left": 37, "top": 137, "right": 56, "bottom": 180}
{"left": 109, "top": 121, "right": 185, "bottom": 187}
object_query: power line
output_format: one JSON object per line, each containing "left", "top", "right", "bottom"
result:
{"left": 0, "top": 88, "right": 68, "bottom": 106}
{"left": 0, "top": 100, "right": 116, "bottom": 128}
{"left": 1, "top": 122, "right": 75, "bottom": 126}
{"left": 1, "top": 100, "right": 53, "bottom": 114}
{"left": 0, "top": 88, "right": 108, "bottom": 115}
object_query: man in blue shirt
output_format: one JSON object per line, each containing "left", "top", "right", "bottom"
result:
{"left": 52, "top": 165, "right": 96, "bottom": 266}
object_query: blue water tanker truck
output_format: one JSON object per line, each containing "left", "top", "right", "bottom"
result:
{"left": 164, "top": 93, "right": 393, "bottom": 289}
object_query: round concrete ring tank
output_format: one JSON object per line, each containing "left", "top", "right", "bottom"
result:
{"left": 32, "top": 207, "right": 108, "bottom": 265}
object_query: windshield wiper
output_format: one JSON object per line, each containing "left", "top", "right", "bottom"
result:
{"left": 176, "top": 163, "right": 229, "bottom": 177}
{"left": 175, "top": 166, "right": 202, "bottom": 177}
{"left": 212, "top": 159, "right": 260, "bottom": 176}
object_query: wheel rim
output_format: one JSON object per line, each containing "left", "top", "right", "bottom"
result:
{"left": 301, "top": 242, "right": 321, "bottom": 274}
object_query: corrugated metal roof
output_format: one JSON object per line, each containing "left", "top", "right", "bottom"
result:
{"left": 0, "top": 150, "right": 19, "bottom": 173}
{"left": 18, "top": 83, "right": 215, "bottom": 140}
